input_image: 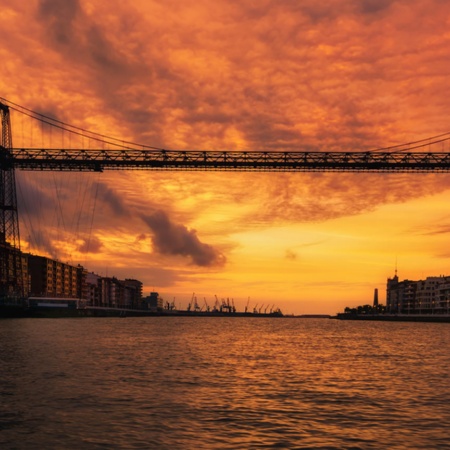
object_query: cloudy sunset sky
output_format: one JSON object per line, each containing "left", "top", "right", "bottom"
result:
{"left": 2, "top": 0, "right": 450, "bottom": 314}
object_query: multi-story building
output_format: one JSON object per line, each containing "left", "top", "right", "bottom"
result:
{"left": 86, "top": 272, "right": 101, "bottom": 306}
{"left": 415, "top": 277, "right": 445, "bottom": 314}
{"left": 94, "top": 277, "right": 142, "bottom": 309}
{"left": 77, "top": 265, "right": 88, "bottom": 301}
{"left": 0, "top": 241, "right": 28, "bottom": 298}
{"left": 85, "top": 274, "right": 143, "bottom": 309}
{"left": 142, "top": 291, "right": 164, "bottom": 311}
{"left": 16, "top": 253, "right": 144, "bottom": 310}
{"left": 386, "top": 273, "right": 417, "bottom": 313}
{"left": 124, "top": 279, "right": 143, "bottom": 309}
{"left": 98, "top": 277, "right": 121, "bottom": 308}
{"left": 27, "top": 254, "right": 83, "bottom": 298}
{"left": 436, "top": 282, "right": 450, "bottom": 314}
{"left": 387, "top": 273, "right": 450, "bottom": 314}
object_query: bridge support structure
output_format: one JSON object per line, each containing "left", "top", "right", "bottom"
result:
{"left": 1, "top": 97, "right": 450, "bottom": 301}
{"left": 0, "top": 102, "right": 24, "bottom": 300}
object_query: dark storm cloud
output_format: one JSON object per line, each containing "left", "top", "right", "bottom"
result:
{"left": 96, "top": 182, "right": 128, "bottom": 216}
{"left": 38, "top": 0, "right": 81, "bottom": 45}
{"left": 34, "top": 0, "right": 170, "bottom": 146}
{"left": 16, "top": 173, "right": 54, "bottom": 218}
{"left": 38, "top": 0, "right": 120, "bottom": 71}
{"left": 140, "top": 210, "right": 226, "bottom": 267}
{"left": 4, "top": 0, "right": 444, "bottom": 155}
{"left": 28, "top": 229, "right": 58, "bottom": 258}
{"left": 5, "top": 0, "right": 450, "bottom": 239}
{"left": 77, "top": 236, "right": 103, "bottom": 254}
{"left": 358, "top": 0, "right": 395, "bottom": 15}
{"left": 243, "top": 172, "right": 450, "bottom": 225}
{"left": 91, "top": 181, "right": 223, "bottom": 264}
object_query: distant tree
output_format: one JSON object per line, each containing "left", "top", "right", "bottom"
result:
{"left": 343, "top": 303, "right": 386, "bottom": 315}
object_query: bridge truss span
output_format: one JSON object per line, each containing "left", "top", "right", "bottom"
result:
{"left": 3, "top": 97, "right": 450, "bottom": 301}
{"left": 6, "top": 148, "right": 450, "bottom": 172}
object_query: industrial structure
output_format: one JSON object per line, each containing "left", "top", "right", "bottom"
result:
{"left": 8, "top": 147, "right": 450, "bottom": 173}
{"left": 0, "top": 102, "right": 23, "bottom": 299}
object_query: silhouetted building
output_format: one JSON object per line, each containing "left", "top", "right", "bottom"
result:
{"left": 0, "top": 241, "right": 28, "bottom": 298}
{"left": 5, "top": 249, "right": 145, "bottom": 310}
{"left": 124, "top": 279, "right": 143, "bottom": 309}
{"left": 27, "top": 254, "right": 83, "bottom": 298}
{"left": 98, "top": 277, "right": 123, "bottom": 308}
{"left": 436, "top": 281, "right": 450, "bottom": 314}
{"left": 143, "top": 292, "right": 163, "bottom": 311}
{"left": 77, "top": 265, "right": 88, "bottom": 300}
{"left": 387, "top": 273, "right": 450, "bottom": 314}
{"left": 86, "top": 272, "right": 101, "bottom": 306}
{"left": 95, "top": 276, "right": 143, "bottom": 309}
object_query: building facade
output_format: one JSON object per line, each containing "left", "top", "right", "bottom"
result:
{"left": 387, "top": 273, "right": 450, "bottom": 314}
{"left": 85, "top": 275, "right": 143, "bottom": 309}
{"left": 0, "top": 241, "right": 28, "bottom": 298}
{"left": 85, "top": 272, "right": 101, "bottom": 306}
{"left": 142, "top": 291, "right": 164, "bottom": 311}
{"left": 27, "top": 254, "right": 83, "bottom": 299}
{"left": 11, "top": 252, "right": 144, "bottom": 309}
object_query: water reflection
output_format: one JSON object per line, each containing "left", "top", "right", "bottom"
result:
{"left": 0, "top": 318, "right": 449, "bottom": 449}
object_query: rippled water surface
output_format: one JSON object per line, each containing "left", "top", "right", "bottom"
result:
{"left": 1, "top": 317, "right": 449, "bottom": 449}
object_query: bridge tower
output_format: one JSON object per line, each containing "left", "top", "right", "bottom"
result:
{"left": 0, "top": 102, "right": 24, "bottom": 300}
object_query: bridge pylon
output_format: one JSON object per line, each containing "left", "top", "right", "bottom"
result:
{"left": 0, "top": 101, "right": 24, "bottom": 300}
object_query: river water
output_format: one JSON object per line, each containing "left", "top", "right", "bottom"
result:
{"left": 1, "top": 317, "right": 449, "bottom": 449}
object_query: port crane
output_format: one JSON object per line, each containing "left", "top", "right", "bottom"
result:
{"left": 2, "top": 98, "right": 450, "bottom": 298}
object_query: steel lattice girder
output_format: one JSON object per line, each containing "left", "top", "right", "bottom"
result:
{"left": 0, "top": 104, "right": 23, "bottom": 298}
{"left": 5, "top": 148, "right": 450, "bottom": 172}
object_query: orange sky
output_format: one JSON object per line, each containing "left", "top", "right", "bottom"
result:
{"left": 2, "top": 0, "right": 450, "bottom": 314}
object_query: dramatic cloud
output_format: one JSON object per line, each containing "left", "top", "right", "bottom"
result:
{"left": 96, "top": 182, "right": 128, "bottom": 216}
{"left": 249, "top": 172, "right": 450, "bottom": 224}
{"left": 93, "top": 179, "right": 225, "bottom": 266}
{"left": 77, "top": 235, "right": 103, "bottom": 254}
{"left": 26, "top": 229, "right": 58, "bottom": 258}
{"left": 2, "top": 0, "right": 450, "bottom": 313}
{"left": 141, "top": 210, "right": 226, "bottom": 267}
{"left": 5, "top": 0, "right": 446, "bottom": 151}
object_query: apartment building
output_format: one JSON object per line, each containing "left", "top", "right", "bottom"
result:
{"left": 27, "top": 254, "right": 83, "bottom": 298}
{"left": 92, "top": 276, "right": 143, "bottom": 309}
{"left": 387, "top": 273, "right": 450, "bottom": 314}
{"left": 0, "top": 241, "right": 28, "bottom": 298}
{"left": 18, "top": 253, "right": 144, "bottom": 309}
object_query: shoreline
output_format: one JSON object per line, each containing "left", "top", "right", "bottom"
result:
{"left": 334, "top": 313, "right": 450, "bottom": 323}
{"left": 0, "top": 303, "right": 334, "bottom": 319}
{"left": 0, "top": 303, "right": 287, "bottom": 319}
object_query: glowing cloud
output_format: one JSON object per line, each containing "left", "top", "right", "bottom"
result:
{"left": 141, "top": 210, "right": 226, "bottom": 267}
{"left": 3, "top": 0, "right": 450, "bottom": 313}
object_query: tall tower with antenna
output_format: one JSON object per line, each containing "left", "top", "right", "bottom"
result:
{"left": 0, "top": 101, "right": 24, "bottom": 300}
